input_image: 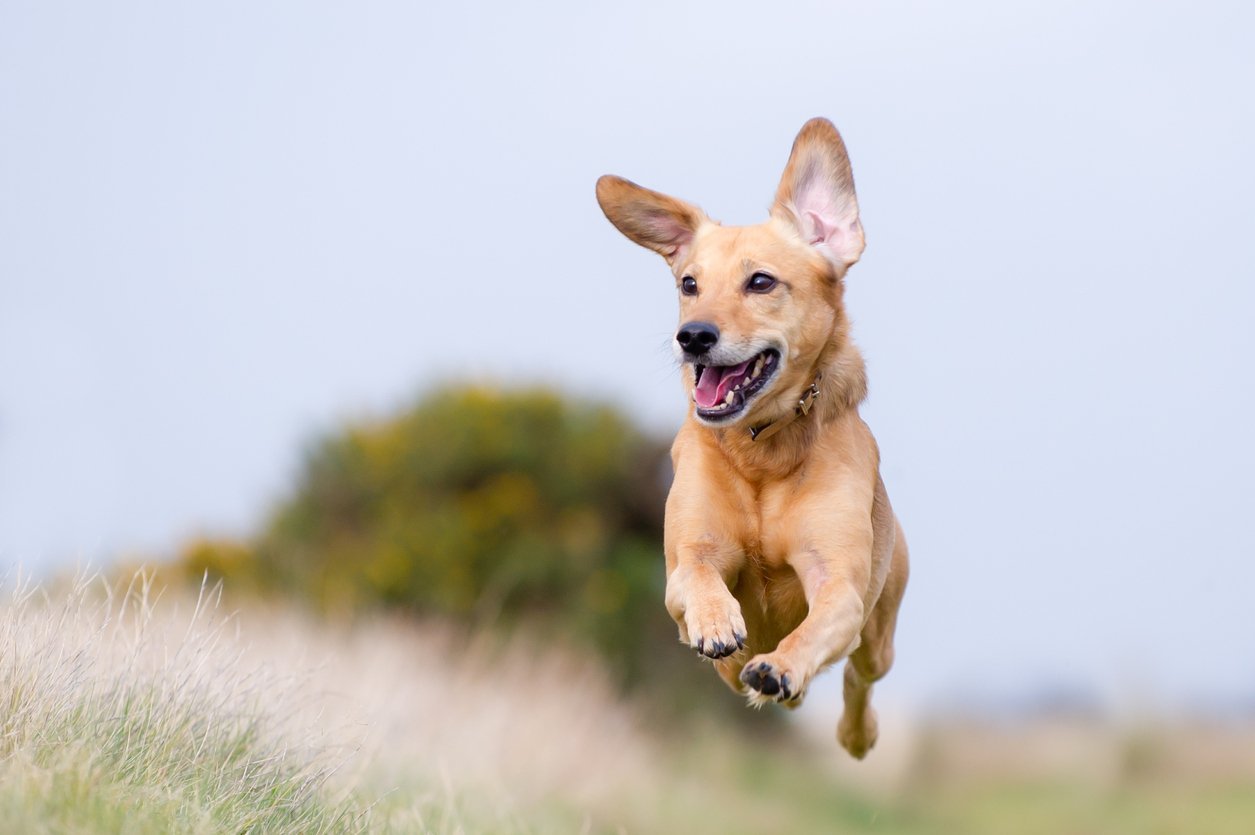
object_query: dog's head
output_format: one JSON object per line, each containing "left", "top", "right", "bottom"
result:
{"left": 597, "top": 118, "right": 864, "bottom": 429}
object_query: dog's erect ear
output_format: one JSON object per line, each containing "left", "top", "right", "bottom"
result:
{"left": 596, "top": 175, "right": 707, "bottom": 265}
{"left": 772, "top": 118, "right": 865, "bottom": 271}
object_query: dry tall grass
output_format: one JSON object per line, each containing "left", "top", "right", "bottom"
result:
{"left": 0, "top": 571, "right": 367, "bottom": 832}
{"left": 4, "top": 570, "right": 1253, "bottom": 834}
{"left": 224, "top": 591, "right": 660, "bottom": 818}
{"left": 0, "top": 570, "right": 657, "bottom": 832}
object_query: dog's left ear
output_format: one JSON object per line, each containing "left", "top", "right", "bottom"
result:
{"left": 596, "top": 175, "right": 707, "bottom": 266}
{"left": 772, "top": 118, "right": 865, "bottom": 271}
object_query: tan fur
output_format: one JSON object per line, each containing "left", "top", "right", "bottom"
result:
{"left": 596, "top": 118, "right": 909, "bottom": 758}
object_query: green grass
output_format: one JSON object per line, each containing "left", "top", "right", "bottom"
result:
{"left": 916, "top": 781, "right": 1255, "bottom": 835}
{"left": 0, "top": 573, "right": 371, "bottom": 833}
{"left": 599, "top": 738, "right": 1255, "bottom": 835}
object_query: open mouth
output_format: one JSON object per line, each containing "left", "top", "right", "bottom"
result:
{"left": 692, "top": 349, "right": 780, "bottom": 421}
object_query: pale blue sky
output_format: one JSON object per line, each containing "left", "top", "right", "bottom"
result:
{"left": 2, "top": 1, "right": 1253, "bottom": 709}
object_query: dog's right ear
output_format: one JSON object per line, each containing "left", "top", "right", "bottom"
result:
{"left": 596, "top": 175, "right": 706, "bottom": 265}
{"left": 772, "top": 118, "right": 865, "bottom": 272}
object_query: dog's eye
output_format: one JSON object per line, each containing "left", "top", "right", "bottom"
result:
{"left": 680, "top": 276, "right": 698, "bottom": 296}
{"left": 746, "top": 272, "right": 777, "bottom": 293}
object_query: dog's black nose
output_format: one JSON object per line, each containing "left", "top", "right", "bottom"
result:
{"left": 676, "top": 321, "right": 720, "bottom": 355}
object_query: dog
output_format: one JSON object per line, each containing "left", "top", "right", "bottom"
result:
{"left": 596, "top": 118, "right": 909, "bottom": 758}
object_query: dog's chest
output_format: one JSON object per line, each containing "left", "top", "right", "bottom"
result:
{"left": 741, "top": 480, "right": 810, "bottom": 568}
{"left": 738, "top": 502, "right": 810, "bottom": 635}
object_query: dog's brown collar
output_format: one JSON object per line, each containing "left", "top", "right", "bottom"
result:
{"left": 748, "top": 374, "right": 822, "bottom": 442}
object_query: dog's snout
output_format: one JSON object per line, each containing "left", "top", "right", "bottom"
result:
{"left": 676, "top": 321, "right": 720, "bottom": 355}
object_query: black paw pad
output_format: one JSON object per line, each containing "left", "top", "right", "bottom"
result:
{"left": 740, "top": 662, "right": 796, "bottom": 701}
{"left": 739, "top": 662, "right": 775, "bottom": 694}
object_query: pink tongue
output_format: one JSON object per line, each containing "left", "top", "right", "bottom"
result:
{"left": 694, "top": 361, "right": 751, "bottom": 409}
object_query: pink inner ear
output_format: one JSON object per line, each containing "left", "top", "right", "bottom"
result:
{"left": 644, "top": 212, "right": 693, "bottom": 258}
{"left": 804, "top": 209, "right": 836, "bottom": 246}
{"left": 793, "top": 173, "right": 861, "bottom": 264}
{"left": 796, "top": 178, "right": 845, "bottom": 236}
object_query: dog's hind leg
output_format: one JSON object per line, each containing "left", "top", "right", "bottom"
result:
{"left": 838, "top": 516, "right": 909, "bottom": 758}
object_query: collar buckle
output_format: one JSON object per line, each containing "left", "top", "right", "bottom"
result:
{"left": 797, "top": 381, "right": 820, "bottom": 416}
{"left": 748, "top": 373, "right": 822, "bottom": 443}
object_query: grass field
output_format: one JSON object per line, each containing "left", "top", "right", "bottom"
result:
{"left": 2, "top": 572, "right": 1252, "bottom": 834}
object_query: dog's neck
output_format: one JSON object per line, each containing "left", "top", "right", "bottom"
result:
{"left": 747, "top": 374, "right": 823, "bottom": 443}
{"left": 705, "top": 335, "right": 868, "bottom": 484}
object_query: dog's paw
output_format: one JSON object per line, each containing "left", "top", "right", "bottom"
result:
{"left": 683, "top": 597, "right": 746, "bottom": 660}
{"left": 739, "top": 656, "right": 805, "bottom": 707}
{"left": 837, "top": 706, "right": 879, "bottom": 759}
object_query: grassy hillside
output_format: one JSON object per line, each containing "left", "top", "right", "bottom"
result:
{"left": 3, "top": 573, "right": 1253, "bottom": 834}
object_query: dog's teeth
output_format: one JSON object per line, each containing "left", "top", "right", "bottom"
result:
{"left": 751, "top": 356, "right": 764, "bottom": 379}
{"left": 724, "top": 390, "right": 735, "bottom": 405}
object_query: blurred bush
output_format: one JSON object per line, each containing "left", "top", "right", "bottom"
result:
{"left": 174, "top": 385, "right": 751, "bottom": 715}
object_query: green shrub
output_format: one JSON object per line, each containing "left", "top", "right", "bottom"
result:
{"left": 173, "top": 385, "right": 751, "bottom": 715}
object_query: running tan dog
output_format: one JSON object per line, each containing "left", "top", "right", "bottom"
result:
{"left": 596, "top": 118, "right": 909, "bottom": 757}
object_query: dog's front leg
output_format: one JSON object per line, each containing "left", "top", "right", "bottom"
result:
{"left": 663, "top": 443, "right": 750, "bottom": 662}
{"left": 740, "top": 493, "right": 873, "bottom": 706}
{"left": 664, "top": 540, "right": 746, "bottom": 660}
